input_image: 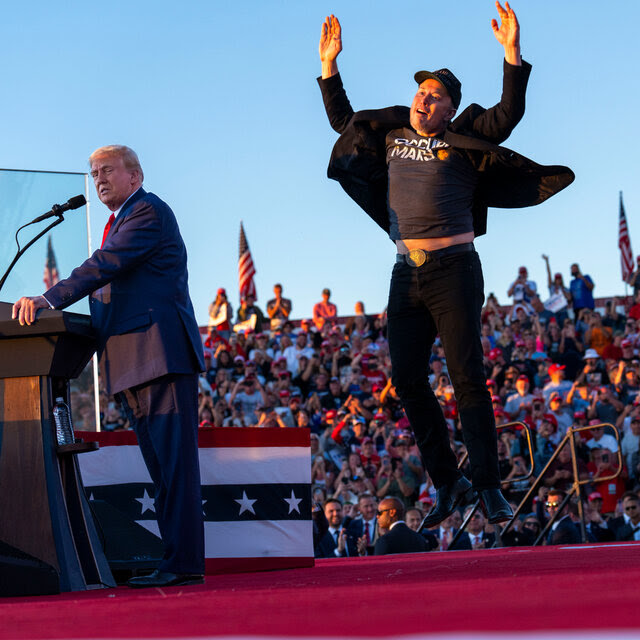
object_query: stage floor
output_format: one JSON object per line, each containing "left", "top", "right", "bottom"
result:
{"left": 2, "top": 542, "right": 640, "bottom": 639}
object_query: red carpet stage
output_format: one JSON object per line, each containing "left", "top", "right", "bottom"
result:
{"left": 2, "top": 542, "right": 640, "bottom": 639}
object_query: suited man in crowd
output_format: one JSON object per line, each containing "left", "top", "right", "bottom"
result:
{"left": 348, "top": 493, "right": 379, "bottom": 555}
{"left": 545, "top": 490, "right": 580, "bottom": 545}
{"left": 608, "top": 492, "right": 640, "bottom": 541}
{"left": 374, "top": 498, "right": 429, "bottom": 555}
{"left": 406, "top": 508, "right": 439, "bottom": 550}
{"left": 315, "top": 499, "right": 356, "bottom": 557}
{"left": 449, "top": 506, "right": 496, "bottom": 550}
{"left": 13, "top": 145, "right": 205, "bottom": 588}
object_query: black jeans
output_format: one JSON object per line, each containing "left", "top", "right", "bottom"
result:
{"left": 387, "top": 249, "right": 499, "bottom": 491}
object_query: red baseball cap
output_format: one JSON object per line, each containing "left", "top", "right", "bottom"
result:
{"left": 548, "top": 363, "right": 566, "bottom": 375}
{"left": 418, "top": 489, "right": 434, "bottom": 505}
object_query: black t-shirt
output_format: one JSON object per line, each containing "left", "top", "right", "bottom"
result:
{"left": 386, "top": 127, "right": 478, "bottom": 240}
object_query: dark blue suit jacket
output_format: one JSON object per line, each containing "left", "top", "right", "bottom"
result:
{"left": 374, "top": 522, "right": 429, "bottom": 555}
{"left": 449, "top": 531, "right": 496, "bottom": 551}
{"left": 547, "top": 515, "right": 581, "bottom": 545}
{"left": 45, "top": 188, "right": 204, "bottom": 393}
{"left": 314, "top": 529, "right": 357, "bottom": 558}
{"left": 608, "top": 516, "right": 639, "bottom": 542}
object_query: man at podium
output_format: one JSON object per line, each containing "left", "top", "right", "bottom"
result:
{"left": 12, "top": 145, "right": 206, "bottom": 589}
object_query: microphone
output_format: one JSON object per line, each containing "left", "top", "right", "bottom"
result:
{"left": 29, "top": 194, "right": 86, "bottom": 225}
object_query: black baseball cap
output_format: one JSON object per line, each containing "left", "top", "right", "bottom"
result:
{"left": 414, "top": 68, "right": 462, "bottom": 109}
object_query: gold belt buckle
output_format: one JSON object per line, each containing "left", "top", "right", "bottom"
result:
{"left": 406, "top": 249, "right": 427, "bottom": 267}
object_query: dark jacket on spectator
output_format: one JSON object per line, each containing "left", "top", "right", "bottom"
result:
{"left": 547, "top": 515, "right": 581, "bottom": 545}
{"left": 608, "top": 516, "right": 640, "bottom": 542}
{"left": 315, "top": 529, "right": 357, "bottom": 559}
{"left": 374, "top": 522, "right": 429, "bottom": 555}
{"left": 449, "top": 531, "right": 496, "bottom": 551}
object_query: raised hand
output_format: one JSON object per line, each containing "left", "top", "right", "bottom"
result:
{"left": 319, "top": 15, "right": 342, "bottom": 78}
{"left": 337, "top": 528, "right": 347, "bottom": 553}
{"left": 491, "top": 2, "right": 521, "bottom": 65}
{"left": 319, "top": 15, "right": 342, "bottom": 62}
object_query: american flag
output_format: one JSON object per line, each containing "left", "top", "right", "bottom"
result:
{"left": 77, "top": 428, "right": 313, "bottom": 575}
{"left": 43, "top": 235, "right": 59, "bottom": 290}
{"left": 619, "top": 192, "right": 634, "bottom": 283}
{"left": 238, "top": 222, "right": 257, "bottom": 301}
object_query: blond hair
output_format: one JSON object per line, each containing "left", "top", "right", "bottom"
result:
{"left": 89, "top": 145, "right": 144, "bottom": 181}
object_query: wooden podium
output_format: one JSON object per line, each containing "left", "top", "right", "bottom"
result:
{"left": 0, "top": 301, "right": 114, "bottom": 594}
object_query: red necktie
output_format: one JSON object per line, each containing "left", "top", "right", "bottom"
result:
{"left": 100, "top": 213, "right": 115, "bottom": 249}
{"left": 365, "top": 522, "right": 371, "bottom": 544}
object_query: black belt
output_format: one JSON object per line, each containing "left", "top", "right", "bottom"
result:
{"left": 396, "top": 243, "right": 474, "bottom": 267}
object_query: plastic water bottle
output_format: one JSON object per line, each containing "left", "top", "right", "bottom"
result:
{"left": 53, "top": 397, "right": 74, "bottom": 446}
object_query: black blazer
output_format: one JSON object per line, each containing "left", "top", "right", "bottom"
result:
{"left": 317, "top": 61, "right": 574, "bottom": 239}
{"left": 608, "top": 516, "right": 640, "bottom": 542}
{"left": 314, "top": 529, "right": 357, "bottom": 559}
{"left": 449, "top": 531, "right": 496, "bottom": 551}
{"left": 374, "top": 522, "right": 429, "bottom": 556}
{"left": 547, "top": 515, "right": 581, "bottom": 545}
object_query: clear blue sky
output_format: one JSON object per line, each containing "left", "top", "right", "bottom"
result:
{"left": 0, "top": 1, "right": 638, "bottom": 325}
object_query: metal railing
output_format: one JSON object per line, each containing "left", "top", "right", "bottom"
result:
{"left": 448, "top": 421, "right": 534, "bottom": 549}
{"left": 499, "top": 422, "right": 622, "bottom": 545}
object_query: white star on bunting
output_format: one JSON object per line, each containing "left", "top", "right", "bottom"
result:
{"left": 136, "top": 489, "right": 155, "bottom": 514}
{"left": 284, "top": 490, "right": 302, "bottom": 514}
{"left": 235, "top": 490, "right": 257, "bottom": 515}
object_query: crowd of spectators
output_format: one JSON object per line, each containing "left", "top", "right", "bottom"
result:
{"left": 99, "top": 261, "right": 640, "bottom": 555}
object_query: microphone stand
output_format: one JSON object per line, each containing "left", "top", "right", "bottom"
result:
{"left": 0, "top": 215, "right": 66, "bottom": 294}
